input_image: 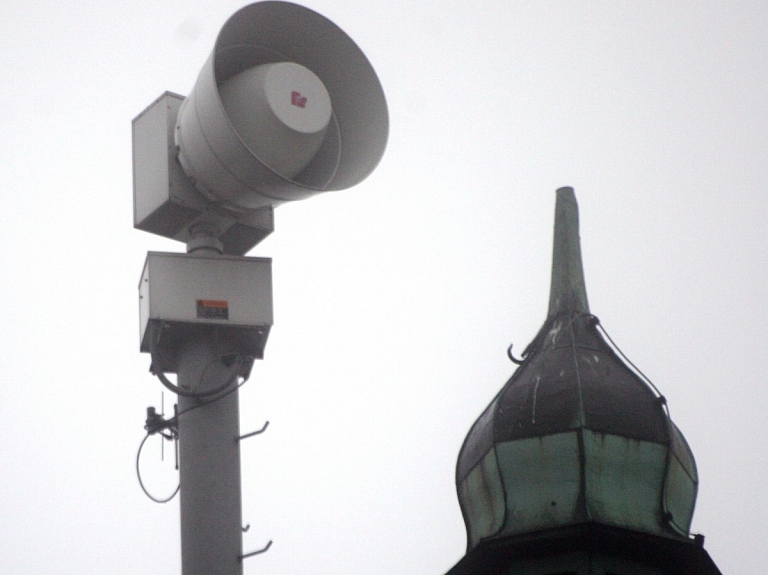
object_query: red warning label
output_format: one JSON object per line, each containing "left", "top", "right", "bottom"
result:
{"left": 196, "top": 299, "right": 229, "bottom": 320}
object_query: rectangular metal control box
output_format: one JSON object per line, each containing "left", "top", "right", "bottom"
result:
{"left": 132, "top": 92, "right": 203, "bottom": 236}
{"left": 139, "top": 251, "right": 273, "bottom": 371}
{"left": 132, "top": 92, "right": 274, "bottom": 255}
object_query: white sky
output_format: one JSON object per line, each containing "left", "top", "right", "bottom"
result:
{"left": 0, "top": 1, "right": 766, "bottom": 574}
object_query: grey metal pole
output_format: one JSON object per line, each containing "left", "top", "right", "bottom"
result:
{"left": 177, "top": 335, "right": 243, "bottom": 575}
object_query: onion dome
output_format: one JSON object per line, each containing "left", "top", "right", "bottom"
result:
{"left": 455, "top": 188, "right": 699, "bottom": 552}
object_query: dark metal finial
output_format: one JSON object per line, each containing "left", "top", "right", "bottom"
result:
{"left": 548, "top": 187, "right": 589, "bottom": 317}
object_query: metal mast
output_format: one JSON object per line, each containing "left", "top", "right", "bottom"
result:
{"left": 177, "top": 334, "right": 245, "bottom": 574}
{"left": 131, "top": 3, "right": 389, "bottom": 574}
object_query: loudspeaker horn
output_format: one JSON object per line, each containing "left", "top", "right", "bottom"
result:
{"left": 176, "top": 1, "right": 389, "bottom": 211}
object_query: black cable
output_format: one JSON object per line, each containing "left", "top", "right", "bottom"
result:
{"left": 139, "top": 341, "right": 257, "bottom": 502}
{"left": 136, "top": 373, "right": 249, "bottom": 503}
{"left": 151, "top": 352, "right": 245, "bottom": 398}
{"left": 595, "top": 321, "right": 668, "bottom": 412}
{"left": 594, "top": 319, "right": 693, "bottom": 535}
{"left": 176, "top": 375, "right": 249, "bottom": 420}
{"left": 136, "top": 432, "right": 180, "bottom": 504}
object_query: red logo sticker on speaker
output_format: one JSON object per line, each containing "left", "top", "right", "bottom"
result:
{"left": 291, "top": 91, "right": 308, "bottom": 108}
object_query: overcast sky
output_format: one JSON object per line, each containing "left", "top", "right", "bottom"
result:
{"left": 0, "top": 1, "right": 765, "bottom": 574}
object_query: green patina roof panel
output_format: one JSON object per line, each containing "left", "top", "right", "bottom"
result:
{"left": 497, "top": 433, "right": 582, "bottom": 536}
{"left": 582, "top": 430, "right": 666, "bottom": 532}
{"left": 459, "top": 448, "right": 505, "bottom": 547}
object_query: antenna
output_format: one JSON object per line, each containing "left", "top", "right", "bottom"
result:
{"left": 160, "top": 392, "right": 164, "bottom": 462}
{"left": 138, "top": 400, "right": 180, "bottom": 504}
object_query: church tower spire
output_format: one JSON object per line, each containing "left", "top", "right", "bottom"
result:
{"left": 548, "top": 187, "right": 589, "bottom": 318}
{"left": 447, "top": 188, "right": 722, "bottom": 575}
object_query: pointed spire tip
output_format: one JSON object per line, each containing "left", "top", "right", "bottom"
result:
{"left": 548, "top": 187, "right": 590, "bottom": 317}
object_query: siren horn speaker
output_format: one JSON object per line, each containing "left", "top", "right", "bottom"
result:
{"left": 175, "top": 1, "right": 389, "bottom": 211}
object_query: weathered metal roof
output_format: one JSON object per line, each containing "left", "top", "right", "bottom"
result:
{"left": 457, "top": 311, "right": 670, "bottom": 483}
{"left": 453, "top": 188, "right": 701, "bottom": 562}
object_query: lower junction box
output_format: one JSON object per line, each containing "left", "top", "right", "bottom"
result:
{"left": 139, "top": 251, "right": 273, "bottom": 373}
